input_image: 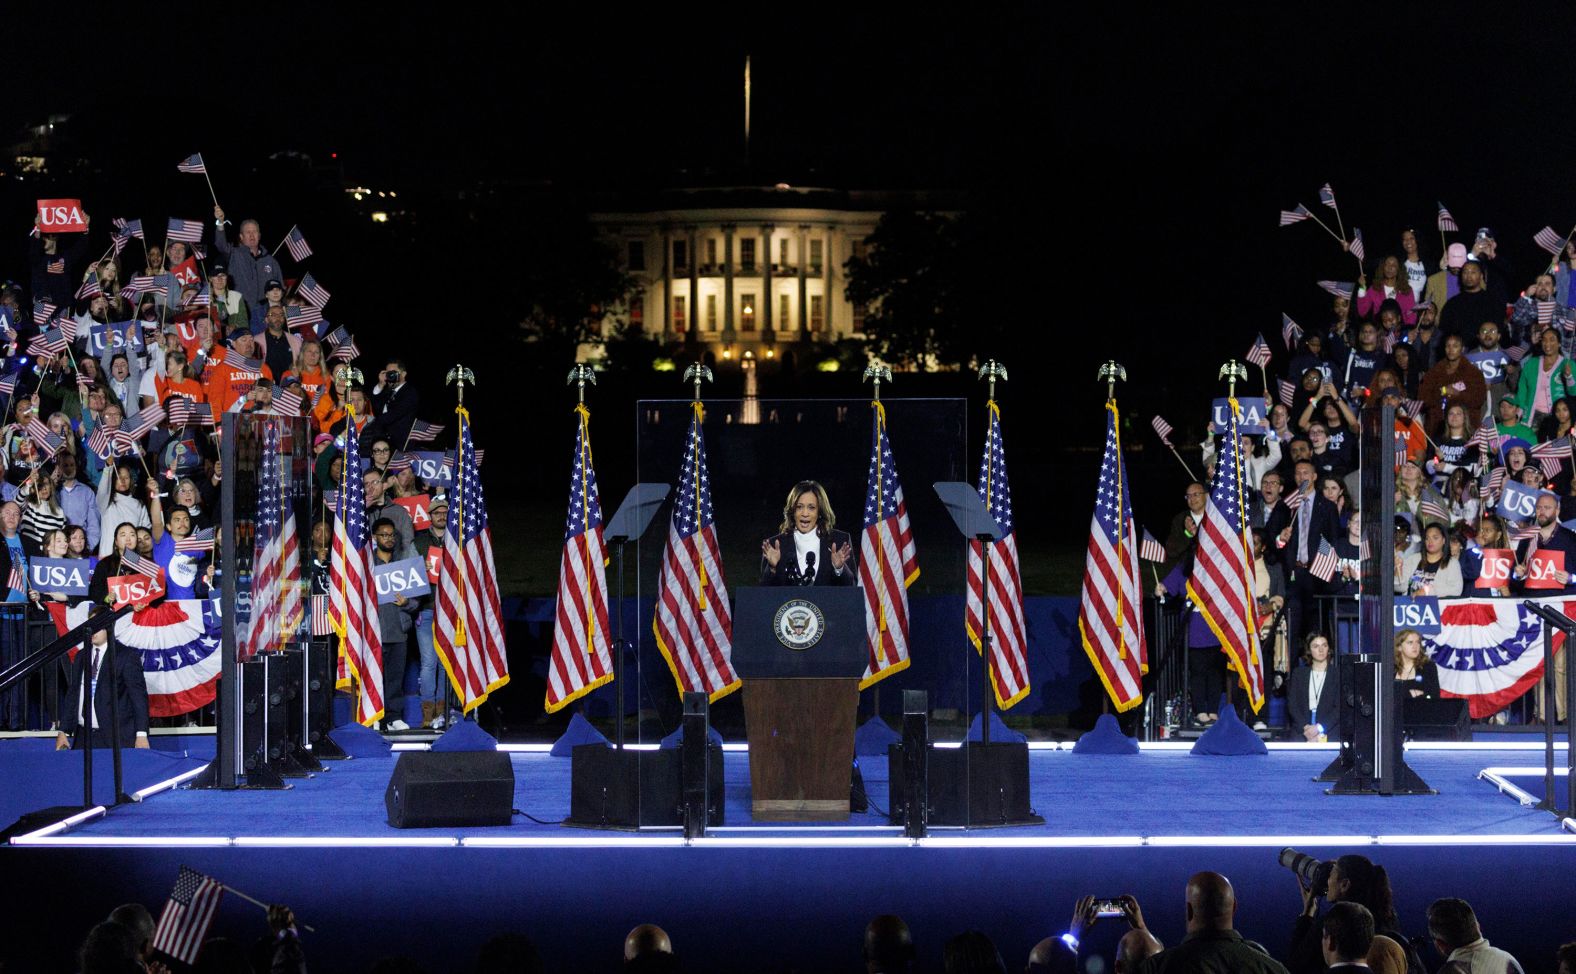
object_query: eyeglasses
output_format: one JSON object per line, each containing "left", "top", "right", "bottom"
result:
{"left": 372, "top": 447, "right": 391, "bottom": 454}
{"left": 374, "top": 532, "right": 396, "bottom": 540}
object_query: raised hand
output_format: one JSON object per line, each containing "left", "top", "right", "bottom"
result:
{"left": 828, "top": 540, "right": 853, "bottom": 570}
{"left": 761, "top": 537, "right": 781, "bottom": 567}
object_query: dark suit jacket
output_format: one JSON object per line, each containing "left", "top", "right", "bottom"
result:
{"left": 1283, "top": 493, "right": 1340, "bottom": 571}
{"left": 60, "top": 642, "right": 149, "bottom": 748}
{"left": 760, "top": 528, "right": 856, "bottom": 587}
{"left": 364, "top": 381, "right": 420, "bottom": 446}
{"left": 1286, "top": 663, "right": 1342, "bottom": 735}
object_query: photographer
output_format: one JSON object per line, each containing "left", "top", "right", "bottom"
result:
{"left": 364, "top": 359, "right": 420, "bottom": 447}
{"left": 1288, "top": 854, "right": 1422, "bottom": 974}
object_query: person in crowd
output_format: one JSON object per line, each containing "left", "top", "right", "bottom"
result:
{"left": 57, "top": 605, "right": 149, "bottom": 749}
{"left": 1395, "top": 460, "right": 1447, "bottom": 539}
{"left": 1460, "top": 515, "right": 1509, "bottom": 594}
{"left": 95, "top": 462, "right": 150, "bottom": 557}
{"left": 365, "top": 469, "right": 415, "bottom": 554}
{"left": 207, "top": 263, "right": 249, "bottom": 331}
{"left": 411, "top": 495, "right": 447, "bottom": 728}
{"left": 1431, "top": 406, "right": 1481, "bottom": 487}
{"left": 761, "top": 480, "right": 856, "bottom": 586}
{"left": 1426, "top": 898, "right": 1525, "bottom": 974}
{"left": 1396, "top": 522, "right": 1462, "bottom": 597}
{"left": 0, "top": 501, "right": 25, "bottom": 604}
{"left": 105, "top": 902, "right": 157, "bottom": 970}
{"left": 1268, "top": 403, "right": 1296, "bottom": 445}
{"left": 1556, "top": 942, "right": 1576, "bottom": 974}
{"left": 156, "top": 347, "right": 206, "bottom": 410}
{"left": 314, "top": 365, "right": 351, "bottom": 434}
{"left": 1404, "top": 302, "right": 1443, "bottom": 370}
{"left": 289, "top": 340, "right": 330, "bottom": 402}
{"left": 863, "top": 914, "right": 916, "bottom": 974}
{"left": 364, "top": 359, "right": 420, "bottom": 446}
{"left": 66, "top": 524, "right": 94, "bottom": 564}
{"left": 1439, "top": 260, "right": 1501, "bottom": 347}
{"left": 1251, "top": 529, "right": 1286, "bottom": 685}
{"left": 211, "top": 208, "right": 283, "bottom": 307}
{"left": 1306, "top": 423, "right": 1348, "bottom": 480}
{"left": 1393, "top": 628, "right": 1441, "bottom": 701}
{"left": 1513, "top": 492, "right": 1576, "bottom": 591}
{"left": 1515, "top": 326, "right": 1574, "bottom": 427}
{"left": 207, "top": 331, "right": 272, "bottom": 414}
{"left": 75, "top": 920, "right": 142, "bottom": 974}
{"left": 1133, "top": 872, "right": 1286, "bottom": 974}
{"left": 624, "top": 923, "right": 675, "bottom": 969}
{"left": 1400, "top": 229, "right": 1428, "bottom": 300}
{"left": 17, "top": 473, "right": 69, "bottom": 554}
{"left": 1254, "top": 471, "right": 1290, "bottom": 550}
{"left": 1321, "top": 902, "right": 1376, "bottom": 973}
{"left": 1442, "top": 469, "right": 1479, "bottom": 527}
{"left": 1420, "top": 334, "right": 1488, "bottom": 434}
{"left": 942, "top": 931, "right": 1006, "bottom": 974}
{"left": 26, "top": 528, "right": 75, "bottom": 605}
{"left": 256, "top": 304, "right": 300, "bottom": 380}
{"left": 99, "top": 350, "right": 142, "bottom": 425}
{"left": 1536, "top": 398, "right": 1575, "bottom": 489}
{"left": 1204, "top": 432, "right": 1283, "bottom": 491}
{"left": 30, "top": 211, "right": 92, "bottom": 306}
{"left": 1159, "top": 483, "right": 1208, "bottom": 593}
{"left": 1291, "top": 855, "right": 1423, "bottom": 974}
{"left": 366, "top": 438, "right": 395, "bottom": 480}
{"left": 173, "top": 476, "right": 215, "bottom": 532}
{"left": 1335, "top": 321, "right": 1388, "bottom": 398}
{"left": 1389, "top": 342, "right": 1421, "bottom": 400}
{"left": 1280, "top": 459, "right": 1340, "bottom": 650}
{"left": 372, "top": 517, "right": 417, "bottom": 731}
{"left": 1359, "top": 256, "right": 1418, "bottom": 322}
{"left": 147, "top": 488, "right": 211, "bottom": 601}
{"left": 1287, "top": 632, "right": 1341, "bottom": 742}
{"left": 1318, "top": 477, "right": 1351, "bottom": 529}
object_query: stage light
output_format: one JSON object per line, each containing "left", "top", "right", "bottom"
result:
{"left": 353, "top": 192, "right": 362, "bottom": 200}
{"left": 233, "top": 836, "right": 459, "bottom": 848}
{"left": 766, "top": 348, "right": 774, "bottom": 358}
{"left": 371, "top": 212, "right": 388, "bottom": 223}
{"left": 131, "top": 766, "right": 209, "bottom": 801}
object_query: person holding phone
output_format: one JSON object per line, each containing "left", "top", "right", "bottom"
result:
{"left": 364, "top": 359, "right": 421, "bottom": 446}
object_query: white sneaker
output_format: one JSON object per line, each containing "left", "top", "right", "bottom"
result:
{"left": 1252, "top": 721, "right": 1267, "bottom": 731}
{"left": 431, "top": 714, "right": 447, "bottom": 730}
{"left": 387, "top": 719, "right": 410, "bottom": 731}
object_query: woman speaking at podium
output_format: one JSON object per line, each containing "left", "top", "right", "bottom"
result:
{"left": 760, "top": 481, "right": 856, "bottom": 586}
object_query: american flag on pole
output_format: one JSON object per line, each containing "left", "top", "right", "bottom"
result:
{"left": 1437, "top": 202, "right": 1458, "bottom": 233}
{"left": 1245, "top": 334, "right": 1272, "bottom": 368}
{"left": 965, "top": 401, "right": 1027, "bottom": 708}
{"left": 285, "top": 305, "right": 323, "bottom": 329}
{"left": 32, "top": 302, "right": 58, "bottom": 326}
{"left": 120, "top": 550, "right": 164, "bottom": 582}
{"left": 118, "top": 218, "right": 145, "bottom": 241}
{"left": 175, "top": 527, "right": 215, "bottom": 554}
{"left": 406, "top": 419, "right": 444, "bottom": 443}
{"left": 297, "top": 272, "right": 331, "bottom": 308}
{"left": 434, "top": 410, "right": 510, "bottom": 712}
{"left": 25, "top": 418, "right": 63, "bottom": 456}
{"left": 545, "top": 404, "right": 613, "bottom": 712}
{"left": 1318, "top": 182, "right": 1337, "bottom": 209}
{"left": 271, "top": 386, "right": 304, "bottom": 417}
{"left": 0, "top": 374, "right": 19, "bottom": 397}
{"left": 311, "top": 594, "right": 331, "bottom": 637}
{"left": 1279, "top": 204, "right": 1312, "bottom": 226}
{"left": 860, "top": 402, "right": 920, "bottom": 689}
{"left": 166, "top": 218, "right": 204, "bottom": 243}
{"left": 1349, "top": 227, "right": 1365, "bottom": 263}
{"left": 329, "top": 408, "right": 385, "bottom": 725}
{"left": 324, "top": 325, "right": 359, "bottom": 361}
{"left": 176, "top": 153, "right": 207, "bottom": 174}
{"left": 1469, "top": 412, "right": 1500, "bottom": 453}
{"left": 1318, "top": 280, "right": 1355, "bottom": 299}
{"left": 1185, "top": 396, "right": 1266, "bottom": 713}
{"left": 1278, "top": 378, "right": 1296, "bottom": 408}
{"left": 76, "top": 276, "right": 102, "bottom": 300}
{"left": 1535, "top": 226, "right": 1565, "bottom": 255}
{"left": 1531, "top": 439, "right": 1572, "bottom": 478}
{"left": 1419, "top": 497, "right": 1451, "bottom": 524}
{"left": 1504, "top": 342, "right": 1531, "bottom": 364}
{"left": 1151, "top": 415, "right": 1175, "bottom": 447}
{"left": 151, "top": 866, "right": 224, "bottom": 966}
{"left": 1281, "top": 313, "right": 1303, "bottom": 350}
{"left": 1310, "top": 538, "right": 1340, "bottom": 582}
{"left": 126, "top": 275, "right": 160, "bottom": 298}
{"left": 651, "top": 404, "right": 740, "bottom": 702}
{"left": 121, "top": 404, "right": 167, "bottom": 442}
{"left": 1077, "top": 400, "right": 1147, "bottom": 712}
{"left": 284, "top": 225, "right": 312, "bottom": 262}
{"left": 242, "top": 422, "right": 301, "bottom": 660}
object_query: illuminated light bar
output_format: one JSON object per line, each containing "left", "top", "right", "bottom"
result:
{"left": 1145, "top": 834, "right": 1367, "bottom": 848}
{"left": 11, "top": 835, "right": 230, "bottom": 848}
{"left": 232, "top": 836, "right": 458, "bottom": 848}
{"left": 1376, "top": 833, "right": 1576, "bottom": 845}
{"left": 6, "top": 805, "right": 104, "bottom": 843}
{"left": 1405, "top": 741, "right": 1568, "bottom": 751}
{"left": 131, "top": 766, "right": 210, "bottom": 801}
{"left": 461, "top": 836, "right": 689, "bottom": 848}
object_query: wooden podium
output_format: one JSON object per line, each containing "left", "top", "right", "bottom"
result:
{"left": 732, "top": 587, "right": 866, "bottom": 821}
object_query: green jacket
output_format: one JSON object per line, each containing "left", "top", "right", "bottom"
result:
{"left": 1514, "top": 355, "right": 1576, "bottom": 421}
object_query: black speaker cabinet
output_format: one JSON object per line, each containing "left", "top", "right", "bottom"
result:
{"left": 887, "top": 741, "right": 1043, "bottom": 828}
{"left": 240, "top": 658, "right": 287, "bottom": 788}
{"left": 385, "top": 751, "right": 515, "bottom": 828}
{"left": 1403, "top": 697, "right": 1471, "bottom": 741}
{"left": 566, "top": 744, "right": 724, "bottom": 830}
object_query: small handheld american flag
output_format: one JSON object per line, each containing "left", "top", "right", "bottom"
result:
{"left": 166, "top": 218, "right": 204, "bottom": 243}
{"left": 1279, "top": 204, "right": 1311, "bottom": 226}
{"left": 297, "top": 273, "right": 331, "bottom": 308}
{"left": 285, "top": 225, "right": 312, "bottom": 262}
{"left": 1535, "top": 226, "right": 1565, "bottom": 256}
{"left": 1140, "top": 527, "right": 1165, "bottom": 563}
{"left": 1318, "top": 280, "right": 1355, "bottom": 299}
{"left": 1151, "top": 415, "right": 1175, "bottom": 447}
{"left": 285, "top": 304, "right": 324, "bottom": 329}
{"left": 1349, "top": 227, "right": 1365, "bottom": 263}
{"left": 1319, "top": 182, "right": 1338, "bottom": 209}
{"left": 119, "top": 550, "right": 164, "bottom": 581}
{"left": 406, "top": 419, "right": 444, "bottom": 443}
{"left": 1278, "top": 379, "right": 1296, "bottom": 408}
{"left": 151, "top": 866, "right": 224, "bottom": 966}
{"left": 1281, "top": 313, "right": 1303, "bottom": 350}
{"left": 175, "top": 528, "right": 215, "bottom": 554}
{"left": 176, "top": 153, "right": 207, "bottom": 174}
{"left": 1437, "top": 202, "right": 1458, "bottom": 233}
{"left": 1310, "top": 538, "right": 1339, "bottom": 582}
{"left": 1245, "top": 334, "right": 1271, "bottom": 368}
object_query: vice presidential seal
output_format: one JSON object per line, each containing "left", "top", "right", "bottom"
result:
{"left": 773, "top": 599, "right": 826, "bottom": 651}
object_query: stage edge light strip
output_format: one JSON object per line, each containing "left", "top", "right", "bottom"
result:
{"left": 131, "top": 765, "right": 210, "bottom": 801}
{"left": 7, "top": 804, "right": 105, "bottom": 843}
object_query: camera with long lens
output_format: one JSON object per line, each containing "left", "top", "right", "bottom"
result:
{"left": 1279, "top": 848, "right": 1333, "bottom": 891}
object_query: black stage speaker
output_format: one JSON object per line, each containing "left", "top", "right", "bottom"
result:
{"left": 240, "top": 658, "right": 287, "bottom": 788}
{"left": 1403, "top": 698, "right": 1471, "bottom": 741}
{"left": 385, "top": 751, "right": 515, "bottom": 828}
{"left": 566, "top": 744, "right": 724, "bottom": 830}
{"left": 1326, "top": 655, "right": 1433, "bottom": 795}
{"left": 887, "top": 741, "right": 1043, "bottom": 828}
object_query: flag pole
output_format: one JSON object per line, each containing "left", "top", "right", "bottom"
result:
{"left": 444, "top": 364, "right": 477, "bottom": 702}
{"left": 1297, "top": 204, "right": 1344, "bottom": 244}
{"left": 1098, "top": 359, "right": 1130, "bottom": 695}
{"left": 271, "top": 225, "right": 297, "bottom": 258}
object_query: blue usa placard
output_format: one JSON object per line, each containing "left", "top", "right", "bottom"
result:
{"left": 27, "top": 558, "right": 93, "bottom": 596}
{"left": 1467, "top": 350, "right": 1507, "bottom": 386}
{"left": 1393, "top": 596, "right": 1443, "bottom": 638}
{"left": 373, "top": 557, "right": 431, "bottom": 605}
{"left": 1497, "top": 481, "right": 1547, "bottom": 523}
{"left": 89, "top": 320, "right": 144, "bottom": 355}
{"left": 1210, "top": 398, "right": 1269, "bottom": 436}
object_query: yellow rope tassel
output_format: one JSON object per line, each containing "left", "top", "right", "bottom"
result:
{"left": 872, "top": 402, "right": 891, "bottom": 651}
{"left": 452, "top": 404, "right": 470, "bottom": 648}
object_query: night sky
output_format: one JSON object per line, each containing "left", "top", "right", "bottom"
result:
{"left": 8, "top": 7, "right": 1576, "bottom": 551}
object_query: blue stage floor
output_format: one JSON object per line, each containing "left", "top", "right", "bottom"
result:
{"left": 8, "top": 745, "right": 1571, "bottom": 843}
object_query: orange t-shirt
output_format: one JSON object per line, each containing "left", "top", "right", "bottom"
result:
{"left": 313, "top": 391, "right": 346, "bottom": 435}
{"left": 207, "top": 361, "right": 275, "bottom": 415}
{"left": 291, "top": 367, "right": 329, "bottom": 404}
{"left": 156, "top": 375, "right": 206, "bottom": 407}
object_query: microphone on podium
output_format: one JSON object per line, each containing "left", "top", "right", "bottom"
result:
{"left": 802, "top": 551, "right": 815, "bottom": 586}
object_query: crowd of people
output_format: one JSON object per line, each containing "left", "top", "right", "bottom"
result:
{"left": 68, "top": 854, "right": 1575, "bottom": 973}
{"left": 1151, "top": 225, "right": 1575, "bottom": 733}
{"left": 4, "top": 203, "right": 458, "bottom": 738}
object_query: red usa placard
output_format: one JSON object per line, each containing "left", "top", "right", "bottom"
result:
{"left": 1525, "top": 548, "right": 1566, "bottom": 589}
{"left": 393, "top": 494, "right": 432, "bottom": 530}
{"left": 36, "top": 199, "right": 88, "bottom": 233}
{"left": 108, "top": 572, "right": 165, "bottom": 608}
{"left": 1476, "top": 549, "right": 1513, "bottom": 588}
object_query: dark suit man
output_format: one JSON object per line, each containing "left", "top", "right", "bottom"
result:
{"left": 363, "top": 358, "right": 420, "bottom": 446}
{"left": 57, "top": 625, "right": 149, "bottom": 750}
{"left": 1514, "top": 492, "right": 1576, "bottom": 593}
{"left": 1255, "top": 471, "right": 1291, "bottom": 568}
{"left": 1280, "top": 460, "right": 1341, "bottom": 648}
{"left": 760, "top": 481, "right": 856, "bottom": 586}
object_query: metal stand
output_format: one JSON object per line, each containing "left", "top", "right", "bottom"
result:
{"left": 1522, "top": 601, "right": 1576, "bottom": 819}
{"left": 602, "top": 484, "right": 668, "bottom": 748}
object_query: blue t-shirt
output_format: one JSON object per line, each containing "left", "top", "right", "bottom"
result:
{"left": 153, "top": 532, "right": 204, "bottom": 600}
